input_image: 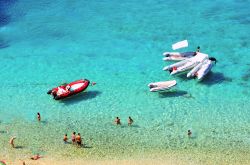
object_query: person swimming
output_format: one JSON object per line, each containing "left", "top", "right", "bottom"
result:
{"left": 114, "top": 117, "right": 121, "bottom": 125}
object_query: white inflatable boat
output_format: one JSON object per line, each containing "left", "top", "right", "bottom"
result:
{"left": 163, "top": 53, "right": 208, "bottom": 75}
{"left": 148, "top": 80, "right": 177, "bottom": 92}
{"left": 196, "top": 59, "right": 214, "bottom": 80}
{"left": 162, "top": 52, "right": 196, "bottom": 61}
{"left": 187, "top": 59, "right": 214, "bottom": 80}
{"left": 186, "top": 62, "right": 203, "bottom": 78}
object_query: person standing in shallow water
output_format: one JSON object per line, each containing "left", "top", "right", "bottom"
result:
{"left": 114, "top": 117, "right": 121, "bottom": 125}
{"left": 63, "top": 134, "right": 68, "bottom": 144}
{"left": 9, "top": 137, "right": 16, "bottom": 148}
{"left": 76, "top": 133, "right": 82, "bottom": 147}
{"left": 128, "top": 116, "right": 133, "bottom": 126}
{"left": 71, "top": 132, "right": 76, "bottom": 145}
{"left": 188, "top": 130, "right": 192, "bottom": 138}
{"left": 37, "top": 112, "right": 41, "bottom": 122}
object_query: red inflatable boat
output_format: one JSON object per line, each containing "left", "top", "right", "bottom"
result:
{"left": 47, "top": 79, "right": 90, "bottom": 100}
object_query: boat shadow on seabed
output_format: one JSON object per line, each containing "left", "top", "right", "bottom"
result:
{"left": 198, "top": 72, "right": 233, "bottom": 86}
{"left": 175, "top": 71, "right": 233, "bottom": 86}
{"left": 158, "top": 90, "right": 189, "bottom": 98}
{"left": 60, "top": 90, "right": 102, "bottom": 105}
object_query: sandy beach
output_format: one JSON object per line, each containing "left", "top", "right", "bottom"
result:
{"left": 1, "top": 148, "right": 250, "bottom": 165}
{"left": 2, "top": 160, "right": 174, "bottom": 165}
{"left": 1, "top": 159, "right": 188, "bottom": 165}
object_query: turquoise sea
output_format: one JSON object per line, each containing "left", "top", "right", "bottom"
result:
{"left": 0, "top": 0, "right": 250, "bottom": 164}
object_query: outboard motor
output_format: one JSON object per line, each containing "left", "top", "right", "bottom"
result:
{"left": 209, "top": 57, "right": 217, "bottom": 64}
{"left": 47, "top": 90, "right": 52, "bottom": 94}
{"left": 149, "top": 84, "right": 157, "bottom": 89}
{"left": 165, "top": 54, "right": 170, "bottom": 57}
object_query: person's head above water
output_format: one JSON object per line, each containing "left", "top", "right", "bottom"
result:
{"left": 197, "top": 46, "right": 200, "bottom": 52}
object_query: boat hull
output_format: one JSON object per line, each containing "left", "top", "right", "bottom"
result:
{"left": 148, "top": 80, "right": 177, "bottom": 92}
{"left": 196, "top": 60, "right": 213, "bottom": 80}
{"left": 48, "top": 79, "right": 90, "bottom": 100}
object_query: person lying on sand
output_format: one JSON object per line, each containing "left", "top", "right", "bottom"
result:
{"left": 0, "top": 160, "right": 6, "bottom": 165}
{"left": 30, "top": 154, "right": 43, "bottom": 160}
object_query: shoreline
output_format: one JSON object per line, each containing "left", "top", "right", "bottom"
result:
{"left": 1, "top": 120, "right": 250, "bottom": 165}
{"left": 1, "top": 148, "right": 250, "bottom": 165}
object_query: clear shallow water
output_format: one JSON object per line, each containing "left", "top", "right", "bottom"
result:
{"left": 0, "top": 0, "right": 250, "bottom": 163}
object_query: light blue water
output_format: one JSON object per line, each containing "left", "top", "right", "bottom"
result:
{"left": 0, "top": 0, "right": 250, "bottom": 163}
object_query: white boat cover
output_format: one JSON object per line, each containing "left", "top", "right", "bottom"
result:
{"left": 71, "top": 83, "right": 84, "bottom": 90}
{"left": 172, "top": 40, "right": 188, "bottom": 50}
